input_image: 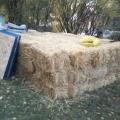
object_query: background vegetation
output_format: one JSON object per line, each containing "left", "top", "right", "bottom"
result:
{"left": 0, "top": 0, "right": 120, "bottom": 33}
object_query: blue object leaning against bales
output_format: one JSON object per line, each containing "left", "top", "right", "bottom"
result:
{"left": 0, "top": 30, "right": 21, "bottom": 79}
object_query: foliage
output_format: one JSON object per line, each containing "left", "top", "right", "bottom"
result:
{"left": 22, "top": 0, "right": 51, "bottom": 29}
{"left": 51, "top": 0, "right": 120, "bottom": 34}
{"left": 97, "top": 0, "right": 120, "bottom": 17}
{"left": 0, "top": 0, "right": 120, "bottom": 32}
{"left": 0, "top": 0, "right": 51, "bottom": 29}
{"left": 0, "top": 0, "right": 24, "bottom": 23}
{"left": 51, "top": 0, "right": 90, "bottom": 33}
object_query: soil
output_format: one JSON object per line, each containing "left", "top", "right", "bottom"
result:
{"left": 0, "top": 78, "right": 120, "bottom": 120}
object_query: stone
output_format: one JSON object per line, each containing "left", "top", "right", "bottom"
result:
{"left": 16, "top": 31, "right": 120, "bottom": 99}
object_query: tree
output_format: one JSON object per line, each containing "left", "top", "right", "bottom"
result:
{"left": 51, "top": 0, "right": 120, "bottom": 34}
{"left": 0, "top": 0, "right": 119, "bottom": 32}
{"left": 23, "top": 0, "right": 51, "bottom": 29}
{"left": 51, "top": 0, "right": 94, "bottom": 34}
{"left": 0, "top": 0, "right": 24, "bottom": 23}
{"left": 0, "top": 0, "right": 51, "bottom": 29}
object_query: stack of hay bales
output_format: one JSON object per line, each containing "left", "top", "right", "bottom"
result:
{"left": 16, "top": 31, "right": 120, "bottom": 99}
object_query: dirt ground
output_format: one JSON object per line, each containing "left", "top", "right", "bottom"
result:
{"left": 0, "top": 78, "right": 120, "bottom": 120}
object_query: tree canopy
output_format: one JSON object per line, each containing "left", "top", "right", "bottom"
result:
{"left": 0, "top": 0, "right": 120, "bottom": 32}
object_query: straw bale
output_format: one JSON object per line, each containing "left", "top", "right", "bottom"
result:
{"left": 16, "top": 31, "right": 120, "bottom": 99}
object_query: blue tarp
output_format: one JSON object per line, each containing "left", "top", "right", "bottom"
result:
{"left": 0, "top": 30, "right": 21, "bottom": 79}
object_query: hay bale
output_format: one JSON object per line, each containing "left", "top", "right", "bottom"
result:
{"left": 16, "top": 31, "right": 120, "bottom": 99}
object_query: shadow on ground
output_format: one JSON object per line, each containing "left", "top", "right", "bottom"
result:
{"left": 0, "top": 78, "right": 120, "bottom": 120}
